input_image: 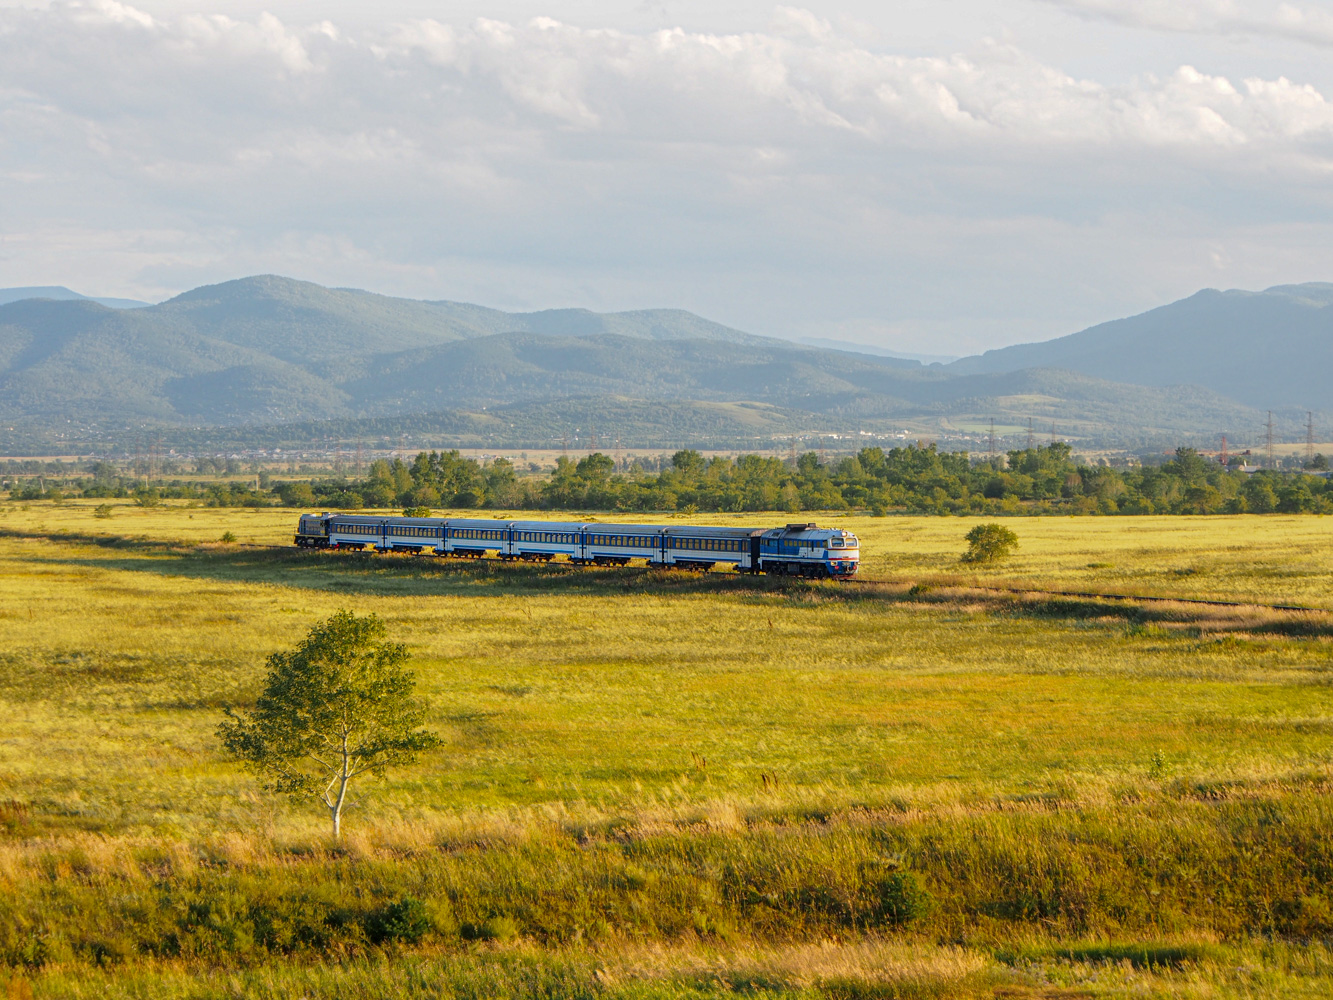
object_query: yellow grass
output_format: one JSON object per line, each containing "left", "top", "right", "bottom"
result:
{"left": 2, "top": 501, "right": 1332, "bottom": 996}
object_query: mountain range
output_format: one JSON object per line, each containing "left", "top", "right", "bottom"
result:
{"left": 0, "top": 285, "right": 150, "bottom": 310}
{"left": 0, "top": 275, "right": 1326, "bottom": 451}
{"left": 948, "top": 283, "right": 1333, "bottom": 412}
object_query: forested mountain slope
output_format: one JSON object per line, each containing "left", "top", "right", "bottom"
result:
{"left": 948, "top": 283, "right": 1333, "bottom": 410}
{"left": 0, "top": 274, "right": 1307, "bottom": 447}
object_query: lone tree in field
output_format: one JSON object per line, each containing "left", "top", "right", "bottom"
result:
{"left": 961, "top": 523, "right": 1018, "bottom": 563}
{"left": 218, "top": 610, "right": 441, "bottom": 838}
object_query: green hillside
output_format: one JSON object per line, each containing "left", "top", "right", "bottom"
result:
{"left": 949, "top": 282, "right": 1333, "bottom": 410}
{"left": 0, "top": 274, "right": 1294, "bottom": 451}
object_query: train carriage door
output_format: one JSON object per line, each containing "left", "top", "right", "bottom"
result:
{"left": 750, "top": 533, "right": 762, "bottom": 574}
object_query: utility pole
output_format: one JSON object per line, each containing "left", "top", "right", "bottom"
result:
{"left": 1026, "top": 418, "right": 1034, "bottom": 451}
{"left": 1307, "top": 411, "right": 1315, "bottom": 466}
{"left": 988, "top": 418, "right": 996, "bottom": 467}
{"left": 1265, "top": 411, "right": 1275, "bottom": 470}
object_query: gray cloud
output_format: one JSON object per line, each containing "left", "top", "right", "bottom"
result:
{"left": 2, "top": 1, "right": 1333, "bottom": 353}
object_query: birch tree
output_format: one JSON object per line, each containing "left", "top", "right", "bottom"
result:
{"left": 219, "top": 610, "right": 441, "bottom": 838}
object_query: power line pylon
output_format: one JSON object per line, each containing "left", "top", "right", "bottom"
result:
{"left": 988, "top": 418, "right": 996, "bottom": 466}
{"left": 1307, "top": 411, "right": 1315, "bottom": 466}
{"left": 1265, "top": 411, "right": 1275, "bottom": 469}
{"left": 1026, "top": 418, "right": 1034, "bottom": 451}
{"left": 1220, "top": 434, "right": 1228, "bottom": 467}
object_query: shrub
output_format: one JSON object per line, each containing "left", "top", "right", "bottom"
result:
{"left": 872, "top": 871, "right": 933, "bottom": 927}
{"left": 93, "top": 504, "right": 113, "bottom": 519}
{"left": 402, "top": 506, "right": 432, "bottom": 518}
{"left": 365, "top": 896, "right": 430, "bottom": 945}
{"left": 961, "top": 523, "right": 1018, "bottom": 563}
{"left": 220, "top": 531, "right": 237, "bottom": 544}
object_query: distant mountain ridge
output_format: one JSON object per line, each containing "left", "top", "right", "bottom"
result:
{"left": 0, "top": 274, "right": 1322, "bottom": 450}
{"left": 947, "top": 283, "right": 1333, "bottom": 410}
{"left": 0, "top": 285, "right": 150, "bottom": 309}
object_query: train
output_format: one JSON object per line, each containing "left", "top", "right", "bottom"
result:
{"left": 294, "top": 513, "right": 860, "bottom": 579}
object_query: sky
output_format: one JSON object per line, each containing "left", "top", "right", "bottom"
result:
{"left": 2, "top": 1, "right": 1333, "bottom": 355}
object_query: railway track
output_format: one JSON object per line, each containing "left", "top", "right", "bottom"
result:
{"left": 300, "top": 544, "right": 1329, "bottom": 615}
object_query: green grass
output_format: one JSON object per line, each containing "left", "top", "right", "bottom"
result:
{"left": 1, "top": 502, "right": 1332, "bottom": 996}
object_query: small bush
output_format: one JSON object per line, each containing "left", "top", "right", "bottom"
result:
{"left": 93, "top": 504, "right": 113, "bottom": 519}
{"left": 1147, "top": 749, "right": 1167, "bottom": 779}
{"left": 402, "top": 506, "right": 432, "bottom": 518}
{"left": 961, "top": 523, "right": 1018, "bottom": 563}
{"left": 872, "top": 871, "right": 933, "bottom": 927}
{"left": 220, "top": 531, "right": 237, "bottom": 544}
{"left": 365, "top": 895, "right": 430, "bottom": 945}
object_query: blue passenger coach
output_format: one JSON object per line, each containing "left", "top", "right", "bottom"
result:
{"left": 296, "top": 515, "right": 859, "bottom": 579}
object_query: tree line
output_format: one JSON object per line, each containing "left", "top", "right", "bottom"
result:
{"left": 297, "top": 443, "right": 1333, "bottom": 515}
{"left": 9, "top": 442, "right": 1333, "bottom": 514}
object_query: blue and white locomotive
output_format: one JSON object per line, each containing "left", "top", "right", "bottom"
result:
{"left": 295, "top": 514, "right": 859, "bottom": 579}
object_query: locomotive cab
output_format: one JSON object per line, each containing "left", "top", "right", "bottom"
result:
{"left": 295, "top": 513, "right": 331, "bottom": 548}
{"left": 824, "top": 530, "right": 859, "bottom": 578}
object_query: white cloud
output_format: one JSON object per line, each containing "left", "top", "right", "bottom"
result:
{"left": 1039, "top": 0, "right": 1333, "bottom": 47}
{"left": 2, "top": 3, "right": 1333, "bottom": 351}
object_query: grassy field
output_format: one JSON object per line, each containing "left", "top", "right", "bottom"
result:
{"left": 1, "top": 501, "right": 1331, "bottom": 997}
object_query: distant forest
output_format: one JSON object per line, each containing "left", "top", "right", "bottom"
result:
{"left": 12, "top": 443, "right": 1332, "bottom": 515}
